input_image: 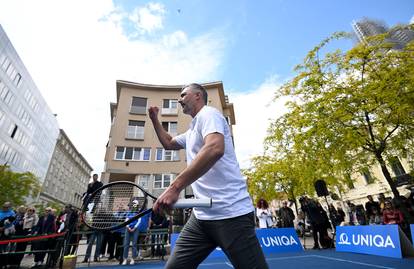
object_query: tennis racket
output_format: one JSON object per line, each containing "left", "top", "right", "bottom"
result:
{"left": 81, "top": 181, "right": 211, "bottom": 231}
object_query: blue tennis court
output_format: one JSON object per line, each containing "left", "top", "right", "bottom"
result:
{"left": 77, "top": 249, "right": 414, "bottom": 269}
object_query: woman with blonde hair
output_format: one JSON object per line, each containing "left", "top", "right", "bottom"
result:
{"left": 23, "top": 207, "right": 39, "bottom": 234}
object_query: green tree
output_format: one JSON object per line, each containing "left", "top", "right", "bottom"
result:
{"left": 0, "top": 165, "right": 41, "bottom": 206}
{"left": 266, "top": 29, "right": 414, "bottom": 218}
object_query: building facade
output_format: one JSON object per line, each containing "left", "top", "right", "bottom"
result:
{"left": 352, "top": 18, "right": 414, "bottom": 49}
{"left": 103, "top": 81, "right": 236, "bottom": 203}
{"left": 0, "top": 25, "right": 59, "bottom": 185}
{"left": 40, "top": 129, "right": 93, "bottom": 208}
{"left": 337, "top": 157, "right": 413, "bottom": 206}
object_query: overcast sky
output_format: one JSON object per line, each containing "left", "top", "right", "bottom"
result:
{"left": 0, "top": 0, "right": 412, "bottom": 177}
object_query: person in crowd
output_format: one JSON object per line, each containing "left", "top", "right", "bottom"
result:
{"left": 8, "top": 206, "right": 27, "bottom": 267}
{"left": 378, "top": 193, "right": 387, "bottom": 213}
{"left": 368, "top": 207, "right": 383, "bottom": 225}
{"left": 355, "top": 205, "right": 367, "bottom": 225}
{"left": 150, "top": 212, "right": 169, "bottom": 258}
{"left": 279, "top": 201, "right": 295, "bottom": 228}
{"left": 296, "top": 210, "right": 307, "bottom": 237}
{"left": 59, "top": 204, "right": 79, "bottom": 256}
{"left": 300, "top": 197, "right": 329, "bottom": 249}
{"left": 365, "top": 195, "right": 380, "bottom": 221}
{"left": 327, "top": 204, "right": 340, "bottom": 230}
{"left": 32, "top": 207, "right": 56, "bottom": 267}
{"left": 112, "top": 207, "right": 127, "bottom": 262}
{"left": 336, "top": 205, "right": 346, "bottom": 225}
{"left": 148, "top": 83, "right": 268, "bottom": 269}
{"left": 383, "top": 200, "right": 404, "bottom": 225}
{"left": 256, "top": 198, "right": 273, "bottom": 228}
{"left": 82, "top": 173, "right": 103, "bottom": 206}
{"left": 346, "top": 203, "right": 358, "bottom": 225}
{"left": 23, "top": 207, "right": 39, "bottom": 235}
{"left": 0, "top": 202, "right": 16, "bottom": 256}
{"left": 122, "top": 200, "right": 141, "bottom": 265}
{"left": 137, "top": 208, "right": 151, "bottom": 259}
{"left": 83, "top": 206, "right": 105, "bottom": 263}
{"left": 56, "top": 207, "right": 66, "bottom": 233}
{"left": 315, "top": 202, "right": 333, "bottom": 248}
{"left": 0, "top": 202, "right": 16, "bottom": 237}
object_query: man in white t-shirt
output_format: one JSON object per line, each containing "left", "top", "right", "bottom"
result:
{"left": 148, "top": 83, "right": 268, "bottom": 269}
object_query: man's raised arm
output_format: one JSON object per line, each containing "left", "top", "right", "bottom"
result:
{"left": 148, "top": 106, "right": 182, "bottom": 150}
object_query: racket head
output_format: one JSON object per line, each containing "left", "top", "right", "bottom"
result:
{"left": 81, "top": 181, "right": 154, "bottom": 231}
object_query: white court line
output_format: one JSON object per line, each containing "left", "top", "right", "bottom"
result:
{"left": 310, "top": 255, "right": 396, "bottom": 269}
{"left": 201, "top": 254, "right": 396, "bottom": 269}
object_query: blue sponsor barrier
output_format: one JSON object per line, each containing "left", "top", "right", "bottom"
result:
{"left": 411, "top": 224, "right": 414, "bottom": 244}
{"left": 336, "top": 225, "right": 414, "bottom": 258}
{"left": 171, "top": 228, "right": 303, "bottom": 258}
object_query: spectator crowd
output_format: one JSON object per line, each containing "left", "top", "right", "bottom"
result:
{"left": 255, "top": 189, "right": 414, "bottom": 249}
{"left": 1, "top": 187, "right": 414, "bottom": 268}
{"left": 0, "top": 200, "right": 171, "bottom": 268}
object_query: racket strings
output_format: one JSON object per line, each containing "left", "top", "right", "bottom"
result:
{"left": 84, "top": 183, "right": 147, "bottom": 230}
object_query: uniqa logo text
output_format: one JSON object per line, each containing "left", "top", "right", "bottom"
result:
{"left": 261, "top": 236, "right": 298, "bottom": 247}
{"left": 338, "top": 233, "right": 395, "bottom": 248}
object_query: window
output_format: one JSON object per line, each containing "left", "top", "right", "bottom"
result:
{"left": 130, "top": 97, "right": 147, "bottom": 114}
{"left": 13, "top": 73, "right": 22, "bottom": 87}
{"left": 154, "top": 174, "right": 174, "bottom": 189}
{"left": 225, "top": 116, "right": 232, "bottom": 125}
{"left": 8, "top": 124, "right": 17, "bottom": 138}
{"left": 156, "top": 148, "right": 180, "bottom": 161}
{"left": 362, "top": 168, "right": 374, "bottom": 184}
{"left": 390, "top": 157, "right": 406, "bottom": 177}
{"left": 162, "top": 122, "right": 177, "bottom": 136}
{"left": 126, "top": 120, "right": 145, "bottom": 139}
{"left": 138, "top": 175, "right": 150, "bottom": 189}
{"left": 0, "top": 109, "right": 5, "bottom": 127}
{"left": 115, "top": 147, "right": 125, "bottom": 159}
{"left": 115, "top": 146, "right": 151, "bottom": 161}
{"left": 162, "top": 99, "right": 178, "bottom": 115}
{"left": 1, "top": 56, "right": 10, "bottom": 71}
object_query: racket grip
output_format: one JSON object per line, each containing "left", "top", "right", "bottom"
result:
{"left": 174, "top": 198, "right": 212, "bottom": 208}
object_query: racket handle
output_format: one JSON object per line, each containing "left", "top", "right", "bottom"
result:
{"left": 174, "top": 198, "right": 212, "bottom": 208}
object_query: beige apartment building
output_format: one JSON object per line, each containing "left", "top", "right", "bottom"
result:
{"left": 103, "top": 80, "right": 235, "bottom": 204}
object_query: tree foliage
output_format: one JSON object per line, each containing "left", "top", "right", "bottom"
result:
{"left": 246, "top": 28, "right": 414, "bottom": 206}
{"left": 0, "top": 165, "right": 41, "bottom": 206}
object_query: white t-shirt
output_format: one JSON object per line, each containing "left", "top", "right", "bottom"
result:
{"left": 175, "top": 106, "right": 254, "bottom": 220}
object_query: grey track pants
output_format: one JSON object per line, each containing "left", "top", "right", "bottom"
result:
{"left": 166, "top": 212, "right": 269, "bottom": 269}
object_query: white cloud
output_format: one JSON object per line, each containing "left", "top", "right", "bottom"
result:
{"left": 228, "top": 76, "right": 288, "bottom": 169}
{"left": 130, "top": 2, "right": 166, "bottom": 34}
{"left": 410, "top": 14, "right": 414, "bottom": 24}
{"left": 0, "top": 0, "right": 226, "bottom": 174}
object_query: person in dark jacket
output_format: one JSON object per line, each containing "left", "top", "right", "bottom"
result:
{"left": 300, "top": 197, "right": 331, "bottom": 249}
{"left": 82, "top": 174, "right": 103, "bottom": 206}
{"left": 32, "top": 207, "right": 56, "bottom": 267}
{"left": 279, "top": 201, "right": 295, "bottom": 228}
